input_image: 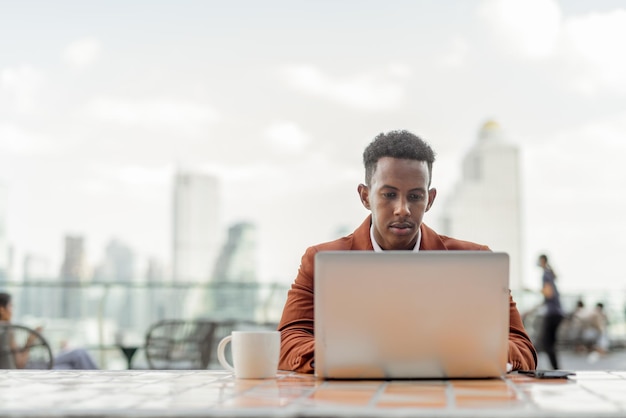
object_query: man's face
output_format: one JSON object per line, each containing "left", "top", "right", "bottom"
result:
{"left": 358, "top": 157, "right": 436, "bottom": 250}
{"left": 0, "top": 302, "right": 12, "bottom": 322}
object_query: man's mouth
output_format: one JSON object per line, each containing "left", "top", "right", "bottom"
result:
{"left": 389, "top": 222, "right": 415, "bottom": 234}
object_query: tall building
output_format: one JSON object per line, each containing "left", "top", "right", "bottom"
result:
{"left": 438, "top": 121, "right": 524, "bottom": 291}
{"left": 211, "top": 222, "right": 258, "bottom": 320}
{"left": 93, "top": 239, "right": 135, "bottom": 283}
{"left": 145, "top": 257, "right": 166, "bottom": 284}
{"left": 59, "top": 235, "right": 88, "bottom": 318}
{"left": 172, "top": 169, "right": 221, "bottom": 318}
{"left": 172, "top": 170, "right": 221, "bottom": 283}
{"left": 145, "top": 257, "right": 169, "bottom": 321}
{"left": 93, "top": 239, "right": 137, "bottom": 328}
{"left": 213, "top": 222, "right": 257, "bottom": 284}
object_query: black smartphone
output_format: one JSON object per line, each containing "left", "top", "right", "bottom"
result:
{"left": 517, "top": 370, "right": 576, "bottom": 379}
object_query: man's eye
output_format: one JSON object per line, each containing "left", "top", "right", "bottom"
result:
{"left": 382, "top": 192, "right": 396, "bottom": 198}
{"left": 409, "top": 194, "right": 424, "bottom": 201}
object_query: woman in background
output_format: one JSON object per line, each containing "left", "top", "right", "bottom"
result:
{"left": 0, "top": 292, "right": 98, "bottom": 369}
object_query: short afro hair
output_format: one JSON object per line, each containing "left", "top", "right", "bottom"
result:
{"left": 0, "top": 292, "right": 11, "bottom": 309}
{"left": 362, "top": 130, "right": 436, "bottom": 186}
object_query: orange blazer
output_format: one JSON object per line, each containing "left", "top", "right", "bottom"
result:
{"left": 278, "top": 215, "right": 537, "bottom": 373}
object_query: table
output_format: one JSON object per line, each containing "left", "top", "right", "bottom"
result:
{"left": 0, "top": 369, "right": 625, "bottom": 417}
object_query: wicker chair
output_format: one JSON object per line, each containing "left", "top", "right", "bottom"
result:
{"left": 144, "top": 319, "right": 217, "bottom": 369}
{"left": 0, "top": 322, "right": 54, "bottom": 369}
{"left": 144, "top": 319, "right": 277, "bottom": 370}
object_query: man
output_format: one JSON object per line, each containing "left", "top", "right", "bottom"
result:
{"left": 0, "top": 292, "right": 98, "bottom": 369}
{"left": 537, "top": 254, "right": 563, "bottom": 369}
{"left": 278, "top": 130, "right": 537, "bottom": 373}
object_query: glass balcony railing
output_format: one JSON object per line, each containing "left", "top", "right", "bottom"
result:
{"left": 2, "top": 281, "right": 625, "bottom": 369}
{"left": 2, "top": 280, "right": 290, "bottom": 369}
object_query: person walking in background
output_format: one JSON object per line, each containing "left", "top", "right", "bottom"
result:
{"left": 0, "top": 292, "right": 98, "bottom": 369}
{"left": 537, "top": 254, "right": 564, "bottom": 369}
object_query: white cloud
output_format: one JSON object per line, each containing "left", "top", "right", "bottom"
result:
{"left": 438, "top": 38, "right": 471, "bottom": 68}
{"left": 77, "top": 164, "right": 170, "bottom": 197}
{"left": 478, "top": 0, "right": 562, "bottom": 58}
{"left": 524, "top": 112, "right": 626, "bottom": 204}
{"left": 282, "top": 65, "right": 407, "bottom": 111}
{"left": 0, "top": 65, "right": 45, "bottom": 113}
{"left": 84, "top": 97, "right": 220, "bottom": 136}
{"left": 0, "top": 123, "right": 50, "bottom": 155}
{"left": 561, "top": 9, "right": 626, "bottom": 94}
{"left": 113, "top": 165, "right": 171, "bottom": 187}
{"left": 63, "top": 38, "right": 101, "bottom": 70}
{"left": 478, "top": 1, "right": 626, "bottom": 95}
{"left": 575, "top": 112, "right": 626, "bottom": 149}
{"left": 387, "top": 63, "right": 412, "bottom": 78}
{"left": 196, "top": 161, "right": 281, "bottom": 184}
{"left": 264, "top": 121, "right": 311, "bottom": 155}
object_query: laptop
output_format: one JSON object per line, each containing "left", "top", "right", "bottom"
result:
{"left": 314, "top": 251, "right": 510, "bottom": 379}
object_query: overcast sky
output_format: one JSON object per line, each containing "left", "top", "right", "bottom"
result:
{"left": 1, "top": 0, "right": 625, "bottom": 292}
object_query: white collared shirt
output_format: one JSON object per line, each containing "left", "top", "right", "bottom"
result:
{"left": 370, "top": 223, "right": 421, "bottom": 252}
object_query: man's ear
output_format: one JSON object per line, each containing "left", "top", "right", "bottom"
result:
{"left": 357, "top": 184, "right": 371, "bottom": 210}
{"left": 425, "top": 188, "right": 437, "bottom": 212}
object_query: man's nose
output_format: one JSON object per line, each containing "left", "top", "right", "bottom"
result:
{"left": 393, "top": 198, "right": 410, "bottom": 216}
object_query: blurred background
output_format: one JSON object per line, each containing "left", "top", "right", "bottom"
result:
{"left": 1, "top": 0, "right": 625, "bottom": 369}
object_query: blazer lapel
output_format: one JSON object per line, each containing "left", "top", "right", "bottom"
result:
{"left": 419, "top": 223, "right": 448, "bottom": 250}
{"left": 350, "top": 215, "right": 375, "bottom": 251}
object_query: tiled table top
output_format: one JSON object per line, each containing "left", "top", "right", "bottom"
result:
{"left": 1, "top": 370, "right": 625, "bottom": 417}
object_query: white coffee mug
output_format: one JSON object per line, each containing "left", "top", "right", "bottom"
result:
{"left": 217, "top": 330, "right": 280, "bottom": 379}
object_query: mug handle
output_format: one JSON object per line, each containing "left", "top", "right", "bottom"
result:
{"left": 217, "top": 335, "right": 235, "bottom": 372}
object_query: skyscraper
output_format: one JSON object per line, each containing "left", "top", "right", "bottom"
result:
{"left": 213, "top": 222, "right": 257, "bottom": 284}
{"left": 172, "top": 170, "right": 221, "bottom": 282}
{"left": 438, "top": 121, "right": 524, "bottom": 291}
{"left": 93, "top": 239, "right": 135, "bottom": 283}
{"left": 93, "top": 239, "right": 137, "bottom": 328}
{"left": 59, "top": 235, "right": 88, "bottom": 318}
{"left": 211, "top": 222, "right": 258, "bottom": 320}
{"left": 145, "top": 257, "right": 169, "bottom": 322}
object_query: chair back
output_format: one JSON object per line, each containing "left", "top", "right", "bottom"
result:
{"left": 144, "top": 319, "right": 278, "bottom": 370}
{"left": 144, "top": 319, "right": 216, "bottom": 369}
{"left": 0, "top": 322, "right": 54, "bottom": 369}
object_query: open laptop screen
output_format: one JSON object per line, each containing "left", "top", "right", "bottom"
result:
{"left": 314, "top": 251, "right": 510, "bottom": 379}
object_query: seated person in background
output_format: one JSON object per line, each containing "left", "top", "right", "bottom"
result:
{"left": 278, "top": 130, "right": 537, "bottom": 373}
{"left": 582, "top": 302, "right": 610, "bottom": 358}
{"left": 567, "top": 299, "right": 588, "bottom": 352}
{"left": 0, "top": 292, "right": 98, "bottom": 369}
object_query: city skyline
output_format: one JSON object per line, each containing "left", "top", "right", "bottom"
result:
{"left": 4, "top": 219, "right": 251, "bottom": 284}
{"left": 1, "top": 1, "right": 626, "bottom": 291}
